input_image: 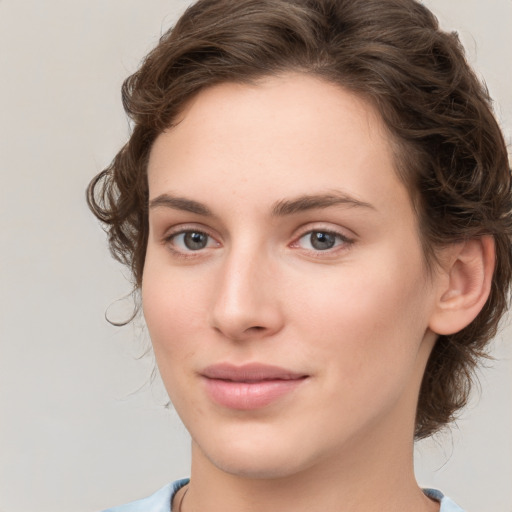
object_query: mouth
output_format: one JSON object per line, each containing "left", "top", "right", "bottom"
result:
{"left": 200, "top": 363, "right": 309, "bottom": 410}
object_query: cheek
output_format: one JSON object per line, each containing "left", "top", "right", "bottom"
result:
{"left": 288, "top": 264, "right": 432, "bottom": 439}
{"left": 291, "top": 250, "right": 431, "bottom": 381}
{"left": 141, "top": 270, "right": 206, "bottom": 415}
{"left": 141, "top": 262, "right": 209, "bottom": 365}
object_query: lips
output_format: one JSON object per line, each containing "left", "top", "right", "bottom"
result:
{"left": 201, "top": 363, "right": 308, "bottom": 410}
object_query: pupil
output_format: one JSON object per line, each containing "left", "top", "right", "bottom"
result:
{"left": 184, "top": 232, "right": 208, "bottom": 250}
{"left": 311, "top": 231, "right": 335, "bottom": 250}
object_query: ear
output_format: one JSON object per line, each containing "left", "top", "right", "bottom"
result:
{"left": 428, "top": 236, "right": 495, "bottom": 336}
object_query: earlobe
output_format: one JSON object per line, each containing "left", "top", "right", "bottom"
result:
{"left": 429, "top": 236, "right": 495, "bottom": 336}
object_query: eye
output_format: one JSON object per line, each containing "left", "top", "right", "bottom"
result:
{"left": 167, "top": 230, "right": 217, "bottom": 252}
{"left": 295, "top": 230, "right": 351, "bottom": 251}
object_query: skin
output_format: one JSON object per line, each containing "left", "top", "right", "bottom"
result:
{"left": 142, "top": 74, "right": 448, "bottom": 512}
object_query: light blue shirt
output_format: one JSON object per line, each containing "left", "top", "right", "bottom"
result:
{"left": 101, "top": 479, "right": 465, "bottom": 511}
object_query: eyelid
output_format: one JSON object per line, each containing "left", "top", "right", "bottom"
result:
{"left": 162, "top": 224, "right": 221, "bottom": 256}
{"left": 162, "top": 222, "right": 217, "bottom": 239}
{"left": 159, "top": 222, "right": 355, "bottom": 257}
{"left": 289, "top": 224, "right": 356, "bottom": 253}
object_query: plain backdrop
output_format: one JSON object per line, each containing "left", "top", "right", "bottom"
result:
{"left": 0, "top": 1, "right": 511, "bottom": 511}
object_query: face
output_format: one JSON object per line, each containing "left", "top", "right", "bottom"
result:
{"left": 143, "top": 74, "right": 441, "bottom": 479}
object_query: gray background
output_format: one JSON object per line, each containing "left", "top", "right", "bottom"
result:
{"left": 0, "top": 1, "right": 510, "bottom": 511}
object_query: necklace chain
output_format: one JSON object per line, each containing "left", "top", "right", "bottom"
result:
{"left": 176, "top": 485, "right": 189, "bottom": 512}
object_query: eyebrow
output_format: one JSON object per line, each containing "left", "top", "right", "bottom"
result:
{"left": 271, "top": 192, "right": 375, "bottom": 216}
{"left": 148, "top": 191, "right": 375, "bottom": 217}
{"left": 149, "top": 194, "right": 213, "bottom": 216}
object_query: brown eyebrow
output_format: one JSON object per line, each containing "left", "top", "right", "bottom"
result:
{"left": 149, "top": 194, "right": 212, "bottom": 216}
{"left": 148, "top": 191, "right": 374, "bottom": 217}
{"left": 271, "top": 192, "right": 375, "bottom": 216}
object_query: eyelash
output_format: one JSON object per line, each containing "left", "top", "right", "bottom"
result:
{"left": 290, "top": 228, "right": 354, "bottom": 255}
{"left": 162, "top": 226, "right": 354, "bottom": 258}
{"left": 163, "top": 227, "right": 219, "bottom": 258}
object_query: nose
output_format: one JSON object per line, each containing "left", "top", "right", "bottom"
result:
{"left": 209, "top": 248, "right": 284, "bottom": 341}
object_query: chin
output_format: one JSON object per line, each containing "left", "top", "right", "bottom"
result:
{"left": 192, "top": 427, "right": 328, "bottom": 481}
{"left": 209, "top": 451, "right": 307, "bottom": 480}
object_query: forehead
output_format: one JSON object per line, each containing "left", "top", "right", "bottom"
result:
{"left": 147, "top": 73, "right": 409, "bottom": 216}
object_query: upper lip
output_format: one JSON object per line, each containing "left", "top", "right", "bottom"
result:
{"left": 201, "top": 363, "right": 308, "bottom": 382}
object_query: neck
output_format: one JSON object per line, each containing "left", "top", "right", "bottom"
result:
{"left": 183, "top": 425, "right": 438, "bottom": 512}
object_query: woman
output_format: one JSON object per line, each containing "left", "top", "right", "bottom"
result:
{"left": 88, "top": 0, "right": 512, "bottom": 510}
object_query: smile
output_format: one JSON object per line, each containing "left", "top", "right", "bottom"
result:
{"left": 201, "top": 363, "right": 309, "bottom": 410}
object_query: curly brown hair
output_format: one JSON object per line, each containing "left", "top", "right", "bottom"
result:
{"left": 87, "top": 0, "right": 512, "bottom": 439}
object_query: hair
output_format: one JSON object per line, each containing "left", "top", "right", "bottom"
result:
{"left": 87, "top": 0, "right": 512, "bottom": 439}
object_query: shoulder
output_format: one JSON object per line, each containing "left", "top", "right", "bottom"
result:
{"left": 100, "top": 479, "right": 189, "bottom": 512}
{"left": 423, "top": 489, "right": 466, "bottom": 512}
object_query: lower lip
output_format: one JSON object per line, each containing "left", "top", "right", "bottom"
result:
{"left": 202, "top": 377, "right": 306, "bottom": 410}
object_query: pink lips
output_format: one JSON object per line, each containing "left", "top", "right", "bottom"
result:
{"left": 201, "top": 363, "right": 308, "bottom": 410}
